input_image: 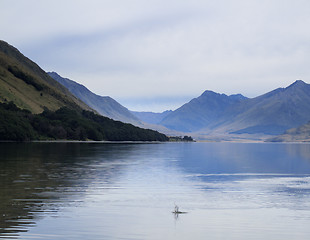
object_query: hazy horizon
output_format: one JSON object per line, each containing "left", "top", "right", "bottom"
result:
{"left": 1, "top": 0, "right": 310, "bottom": 112}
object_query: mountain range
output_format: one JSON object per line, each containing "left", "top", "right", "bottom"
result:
{"left": 0, "top": 40, "right": 168, "bottom": 142}
{"left": 47, "top": 70, "right": 310, "bottom": 141}
{"left": 146, "top": 80, "right": 310, "bottom": 140}
{"left": 217, "top": 80, "right": 310, "bottom": 134}
{"left": 47, "top": 72, "right": 182, "bottom": 135}
{"left": 126, "top": 80, "right": 310, "bottom": 141}
{"left": 2, "top": 39, "right": 310, "bottom": 142}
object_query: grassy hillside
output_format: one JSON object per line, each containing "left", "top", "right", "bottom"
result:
{"left": 0, "top": 40, "right": 92, "bottom": 113}
{"left": 267, "top": 121, "right": 310, "bottom": 142}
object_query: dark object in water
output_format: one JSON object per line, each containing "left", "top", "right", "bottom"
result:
{"left": 172, "top": 210, "right": 188, "bottom": 214}
{"left": 172, "top": 204, "right": 187, "bottom": 214}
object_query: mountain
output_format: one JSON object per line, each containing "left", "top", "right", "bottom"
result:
{"left": 48, "top": 72, "right": 141, "bottom": 125}
{"left": 159, "top": 80, "right": 310, "bottom": 138}
{"left": 214, "top": 80, "right": 310, "bottom": 135}
{"left": 0, "top": 40, "right": 92, "bottom": 113}
{"left": 160, "top": 91, "right": 247, "bottom": 132}
{"left": 0, "top": 40, "right": 168, "bottom": 142}
{"left": 47, "top": 72, "right": 179, "bottom": 136}
{"left": 131, "top": 110, "right": 173, "bottom": 125}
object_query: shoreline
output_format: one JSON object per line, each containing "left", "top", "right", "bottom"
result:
{"left": 0, "top": 140, "right": 309, "bottom": 144}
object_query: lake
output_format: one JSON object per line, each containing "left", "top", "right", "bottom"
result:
{"left": 1, "top": 142, "right": 310, "bottom": 239}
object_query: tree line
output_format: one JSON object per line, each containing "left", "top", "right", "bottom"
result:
{"left": 0, "top": 102, "right": 169, "bottom": 142}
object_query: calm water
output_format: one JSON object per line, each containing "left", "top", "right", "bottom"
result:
{"left": 1, "top": 142, "right": 310, "bottom": 240}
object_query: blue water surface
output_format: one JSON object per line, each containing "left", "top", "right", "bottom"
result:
{"left": 1, "top": 142, "right": 310, "bottom": 240}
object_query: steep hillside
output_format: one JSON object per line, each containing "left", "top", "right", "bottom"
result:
{"left": 0, "top": 40, "right": 92, "bottom": 113}
{"left": 48, "top": 72, "right": 141, "bottom": 125}
{"left": 0, "top": 40, "right": 169, "bottom": 142}
{"left": 160, "top": 91, "right": 247, "bottom": 132}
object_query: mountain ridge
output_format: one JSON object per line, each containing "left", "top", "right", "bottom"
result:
{"left": 47, "top": 72, "right": 180, "bottom": 136}
{"left": 48, "top": 72, "right": 141, "bottom": 125}
{"left": 0, "top": 40, "right": 169, "bottom": 142}
{"left": 0, "top": 40, "right": 92, "bottom": 113}
{"left": 157, "top": 80, "right": 310, "bottom": 139}
{"left": 159, "top": 91, "right": 248, "bottom": 132}
{"left": 131, "top": 110, "right": 173, "bottom": 125}
{"left": 3, "top": 40, "right": 309, "bottom": 141}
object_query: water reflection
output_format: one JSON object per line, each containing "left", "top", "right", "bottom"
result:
{"left": 0, "top": 143, "right": 146, "bottom": 238}
{"left": 0, "top": 142, "right": 310, "bottom": 239}
{"left": 174, "top": 142, "right": 310, "bottom": 175}
{"left": 285, "top": 143, "right": 310, "bottom": 162}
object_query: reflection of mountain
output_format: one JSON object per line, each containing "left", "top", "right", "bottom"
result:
{"left": 2, "top": 142, "right": 310, "bottom": 238}
{"left": 0, "top": 143, "right": 140, "bottom": 238}
{"left": 284, "top": 143, "right": 310, "bottom": 162}
{"left": 172, "top": 143, "right": 310, "bottom": 176}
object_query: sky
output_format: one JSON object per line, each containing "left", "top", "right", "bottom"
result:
{"left": 1, "top": 0, "right": 310, "bottom": 112}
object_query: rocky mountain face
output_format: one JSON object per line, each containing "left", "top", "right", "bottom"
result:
{"left": 48, "top": 72, "right": 141, "bottom": 125}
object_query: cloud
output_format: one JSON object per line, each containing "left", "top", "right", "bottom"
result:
{"left": 1, "top": 0, "right": 310, "bottom": 111}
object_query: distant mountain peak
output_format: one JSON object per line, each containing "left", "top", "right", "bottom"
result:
{"left": 294, "top": 79, "right": 305, "bottom": 84}
{"left": 201, "top": 90, "right": 221, "bottom": 97}
{"left": 200, "top": 90, "right": 247, "bottom": 102}
{"left": 286, "top": 80, "right": 307, "bottom": 89}
{"left": 228, "top": 93, "right": 248, "bottom": 100}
